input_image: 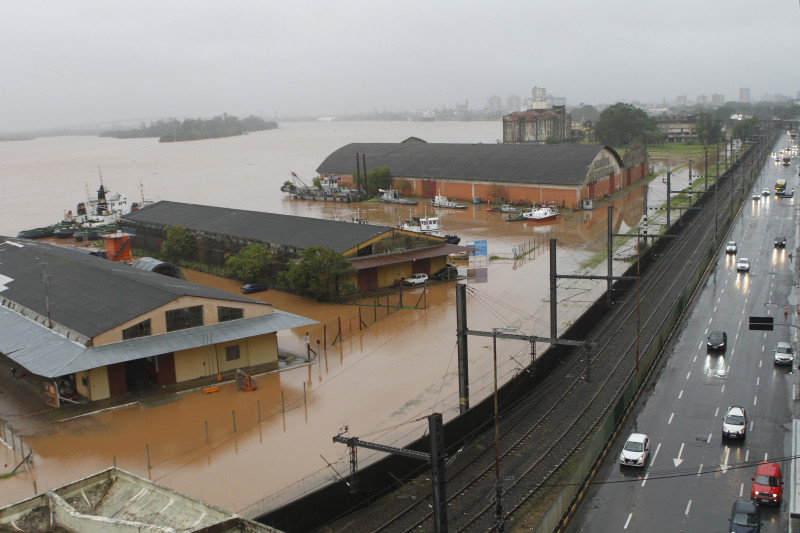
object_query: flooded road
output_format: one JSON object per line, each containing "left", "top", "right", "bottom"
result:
{"left": 0, "top": 122, "right": 697, "bottom": 516}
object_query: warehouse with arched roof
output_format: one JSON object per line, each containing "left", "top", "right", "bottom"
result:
{"left": 316, "top": 141, "right": 649, "bottom": 208}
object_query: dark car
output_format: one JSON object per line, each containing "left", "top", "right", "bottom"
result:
{"left": 241, "top": 283, "right": 268, "bottom": 294}
{"left": 775, "top": 236, "right": 787, "bottom": 247}
{"left": 432, "top": 265, "right": 459, "bottom": 281}
{"left": 707, "top": 330, "right": 727, "bottom": 352}
{"left": 729, "top": 499, "right": 760, "bottom": 532}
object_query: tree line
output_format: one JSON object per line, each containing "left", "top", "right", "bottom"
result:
{"left": 100, "top": 114, "right": 277, "bottom": 142}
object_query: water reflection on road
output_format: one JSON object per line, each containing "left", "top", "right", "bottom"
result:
{"left": 2, "top": 177, "right": 684, "bottom": 516}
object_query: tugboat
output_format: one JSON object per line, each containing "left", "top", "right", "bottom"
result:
{"left": 431, "top": 195, "right": 466, "bottom": 209}
{"left": 522, "top": 205, "right": 560, "bottom": 222}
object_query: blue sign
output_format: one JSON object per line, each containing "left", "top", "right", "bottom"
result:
{"left": 466, "top": 240, "right": 488, "bottom": 256}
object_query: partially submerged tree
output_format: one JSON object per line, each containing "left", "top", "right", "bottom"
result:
{"left": 161, "top": 226, "right": 193, "bottom": 262}
{"left": 283, "top": 246, "right": 356, "bottom": 301}
{"left": 366, "top": 166, "right": 392, "bottom": 194}
{"left": 225, "top": 244, "right": 275, "bottom": 285}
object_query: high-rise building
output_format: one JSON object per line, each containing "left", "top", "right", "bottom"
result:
{"left": 696, "top": 95, "right": 708, "bottom": 105}
{"left": 739, "top": 88, "right": 751, "bottom": 102}
{"left": 529, "top": 87, "right": 547, "bottom": 110}
{"left": 711, "top": 94, "right": 725, "bottom": 105}
{"left": 506, "top": 94, "right": 522, "bottom": 112}
{"left": 486, "top": 95, "right": 502, "bottom": 112}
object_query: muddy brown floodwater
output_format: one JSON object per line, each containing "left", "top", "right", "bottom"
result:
{"left": 0, "top": 126, "right": 691, "bottom": 518}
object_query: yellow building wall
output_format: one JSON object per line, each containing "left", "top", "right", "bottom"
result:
{"left": 74, "top": 367, "right": 111, "bottom": 401}
{"left": 172, "top": 333, "right": 279, "bottom": 381}
{"left": 93, "top": 296, "right": 273, "bottom": 346}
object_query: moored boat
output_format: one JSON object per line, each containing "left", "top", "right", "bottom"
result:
{"left": 400, "top": 216, "right": 443, "bottom": 235}
{"left": 16, "top": 226, "right": 55, "bottom": 239}
{"left": 522, "top": 206, "right": 560, "bottom": 221}
{"left": 431, "top": 195, "right": 466, "bottom": 209}
{"left": 379, "top": 189, "right": 418, "bottom": 205}
{"left": 506, "top": 213, "right": 526, "bottom": 222}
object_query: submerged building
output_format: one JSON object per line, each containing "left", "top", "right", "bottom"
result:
{"left": 0, "top": 237, "right": 316, "bottom": 401}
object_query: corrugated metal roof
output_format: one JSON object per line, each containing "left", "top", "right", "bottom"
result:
{"left": 316, "top": 143, "right": 617, "bottom": 185}
{"left": 0, "top": 306, "right": 316, "bottom": 378}
{"left": 0, "top": 238, "right": 267, "bottom": 338}
{"left": 122, "top": 201, "right": 393, "bottom": 253}
{"left": 349, "top": 243, "right": 470, "bottom": 270}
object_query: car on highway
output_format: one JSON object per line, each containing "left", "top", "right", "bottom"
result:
{"left": 774, "top": 342, "right": 793, "bottom": 365}
{"left": 707, "top": 330, "right": 727, "bottom": 352}
{"left": 619, "top": 433, "right": 650, "bottom": 467}
{"left": 736, "top": 258, "right": 750, "bottom": 272}
{"left": 431, "top": 265, "right": 459, "bottom": 281}
{"left": 775, "top": 236, "right": 787, "bottom": 248}
{"left": 241, "top": 283, "right": 268, "bottom": 294}
{"left": 726, "top": 241, "right": 738, "bottom": 254}
{"left": 402, "top": 273, "right": 428, "bottom": 286}
{"left": 752, "top": 193, "right": 760, "bottom": 200}
{"left": 722, "top": 406, "right": 747, "bottom": 439}
{"left": 751, "top": 462, "right": 782, "bottom": 505}
{"left": 729, "top": 499, "right": 761, "bottom": 532}
{"left": 762, "top": 188, "right": 771, "bottom": 195}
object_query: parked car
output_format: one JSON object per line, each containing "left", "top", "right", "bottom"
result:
{"left": 402, "top": 273, "right": 428, "bottom": 286}
{"left": 707, "top": 330, "right": 727, "bottom": 352}
{"left": 722, "top": 406, "right": 747, "bottom": 439}
{"left": 774, "top": 341, "right": 793, "bottom": 365}
{"left": 432, "top": 265, "right": 459, "bottom": 281}
{"left": 729, "top": 499, "right": 761, "bottom": 532}
{"left": 775, "top": 236, "right": 787, "bottom": 247}
{"left": 736, "top": 258, "right": 750, "bottom": 272}
{"left": 241, "top": 283, "right": 268, "bottom": 294}
{"left": 751, "top": 462, "right": 782, "bottom": 505}
{"left": 619, "top": 433, "right": 650, "bottom": 467}
{"left": 726, "top": 241, "right": 738, "bottom": 254}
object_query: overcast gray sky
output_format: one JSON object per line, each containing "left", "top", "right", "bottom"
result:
{"left": 2, "top": 0, "right": 797, "bottom": 132}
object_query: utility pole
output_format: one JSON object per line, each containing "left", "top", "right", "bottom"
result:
{"left": 456, "top": 284, "right": 469, "bottom": 413}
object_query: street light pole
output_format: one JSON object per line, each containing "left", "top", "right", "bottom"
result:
{"left": 492, "top": 325, "right": 518, "bottom": 533}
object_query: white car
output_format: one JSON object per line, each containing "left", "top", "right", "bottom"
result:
{"left": 726, "top": 241, "right": 737, "bottom": 254}
{"left": 722, "top": 406, "right": 746, "bottom": 439}
{"left": 774, "top": 342, "right": 794, "bottom": 365}
{"left": 736, "top": 258, "right": 750, "bottom": 272}
{"left": 762, "top": 188, "right": 771, "bottom": 196}
{"left": 402, "top": 273, "right": 428, "bottom": 286}
{"left": 620, "top": 433, "right": 650, "bottom": 467}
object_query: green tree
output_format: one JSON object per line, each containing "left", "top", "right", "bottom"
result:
{"left": 732, "top": 118, "right": 760, "bottom": 140}
{"left": 161, "top": 226, "right": 193, "bottom": 262}
{"left": 225, "top": 244, "right": 275, "bottom": 284}
{"left": 695, "top": 113, "right": 723, "bottom": 145}
{"left": 284, "top": 247, "right": 355, "bottom": 300}
{"left": 594, "top": 103, "right": 658, "bottom": 147}
{"left": 366, "top": 166, "right": 392, "bottom": 194}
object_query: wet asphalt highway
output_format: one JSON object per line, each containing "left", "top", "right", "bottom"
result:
{"left": 568, "top": 133, "right": 799, "bottom": 533}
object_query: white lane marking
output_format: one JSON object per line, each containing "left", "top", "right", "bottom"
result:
{"left": 745, "top": 449, "right": 750, "bottom": 462}
{"left": 721, "top": 448, "right": 730, "bottom": 473}
{"left": 757, "top": 377, "right": 760, "bottom": 386}
{"left": 668, "top": 412, "right": 675, "bottom": 424}
{"left": 693, "top": 355, "right": 698, "bottom": 363}
{"left": 652, "top": 442, "right": 661, "bottom": 463}
{"left": 699, "top": 341, "right": 704, "bottom": 350}
{"left": 624, "top": 513, "right": 633, "bottom": 529}
{"left": 714, "top": 407, "right": 719, "bottom": 417}
{"left": 714, "top": 306, "right": 718, "bottom": 313}
{"left": 760, "top": 360, "right": 763, "bottom": 368}
{"left": 750, "top": 421, "right": 754, "bottom": 431}
{"left": 674, "top": 442, "right": 685, "bottom": 467}
{"left": 707, "top": 433, "right": 712, "bottom": 443}
{"left": 762, "top": 345, "right": 765, "bottom": 352}
{"left": 641, "top": 471, "right": 649, "bottom": 487}
{"left": 722, "top": 384, "right": 726, "bottom": 393}
{"left": 697, "top": 463, "right": 703, "bottom": 476}
{"left": 754, "top": 396, "right": 758, "bottom": 406}
{"left": 685, "top": 500, "right": 692, "bottom": 515}
{"left": 739, "top": 483, "right": 744, "bottom": 497}
{"left": 765, "top": 452, "right": 769, "bottom": 461}
{"left": 686, "top": 372, "right": 691, "bottom": 380}
{"left": 679, "top": 390, "right": 683, "bottom": 399}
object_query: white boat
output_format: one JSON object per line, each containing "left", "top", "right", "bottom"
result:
{"left": 62, "top": 178, "right": 152, "bottom": 228}
{"left": 522, "top": 206, "right": 560, "bottom": 221}
{"left": 400, "top": 216, "right": 442, "bottom": 235}
{"left": 378, "top": 188, "right": 418, "bottom": 205}
{"left": 431, "top": 195, "right": 466, "bottom": 209}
